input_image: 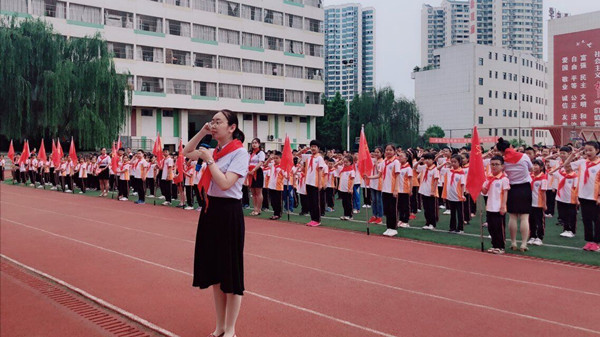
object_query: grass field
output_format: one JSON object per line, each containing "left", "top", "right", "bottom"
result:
{"left": 3, "top": 179, "right": 598, "bottom": 267}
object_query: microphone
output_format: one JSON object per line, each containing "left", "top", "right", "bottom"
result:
{"left": 196, "top": 135, "right": 213, "bottom": 171}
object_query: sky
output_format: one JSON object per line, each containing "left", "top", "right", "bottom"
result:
{"left": 323, "top": 0, "right": 600, "bottom": 99}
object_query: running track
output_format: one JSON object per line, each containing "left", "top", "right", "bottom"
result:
{"left": 1, "top": 184, "right": 599, "bottom": 337}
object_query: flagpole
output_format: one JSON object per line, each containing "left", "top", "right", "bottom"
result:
{"left": 478, "top": 195, "right": 484, "bottom": 252}
{"left": 364, "top": 186, "right": 370, "bottom": 235}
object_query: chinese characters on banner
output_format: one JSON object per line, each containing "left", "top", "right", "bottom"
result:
{"left": 429, "top": 137, "right": 498, "bottom": 144}
{"left": 554, "top": 28, "right": 600, "bottom": 127}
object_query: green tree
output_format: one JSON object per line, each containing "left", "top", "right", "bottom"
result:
{"left": 317, "top": 92, "right": 346, "bottom": 150}
{"left": 0, "top": 17, "right": 131, "bottom": 150}
{"left": 423, "top": 125, "right": 445, "bottom": 148}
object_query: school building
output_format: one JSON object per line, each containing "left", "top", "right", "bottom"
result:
{"left": 0, "top": 0, "right": 325, "bottom": 150}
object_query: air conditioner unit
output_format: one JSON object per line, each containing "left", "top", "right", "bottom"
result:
{"left": 267, "top": 135, "right": 274, "bottom": 141}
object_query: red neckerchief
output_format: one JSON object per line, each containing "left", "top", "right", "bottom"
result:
{"left": 248, "top": 149, "right": 260, "bottom": 183}
{"left": 381, "top": 156, "right": 396, "bottom": 181}
{"left": 504, "top": 148, "right": 524, "bottom": 164}
{"left": 486, "top": 172, "right": 506, "bottom": 185}
{"left": 309, "top": 154, "right": 320, "bottom": 171}
{"left": 340, "top": 165, "right": 353, "bottom": 174}
{"left": 450, "top": 168, "right": 464, "bottom": 186}
{"left": 530, "top": 172, "right": 547, "bottom": 190}
{"left": 198, "top": 140, "right": 244, "bottom": 212}
{"left": 423, "top": 164, "right": 436, "bottom": 183}
{"left": 583, "top": 158, "right": 600, "bottom": 184}
{"left": 557, "top": 170, "right": 577, "bottom": 198}
{"left": 249, "top": 148, "right": 259, "bottom": 161}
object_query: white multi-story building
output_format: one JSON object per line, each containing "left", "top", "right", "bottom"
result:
{"left": 0, "top": 0, "right": 325, "bottom": 150}
{"left": 413, "top": 43, "right": 552, "bottom": 144}
{"left": 421, "top": 0, "right": 469, "bottom": 67}
{"left": 324, "top": 3, "right": 375, "bottom": 99}
{"left": 422, "top": 0, "right": 543, "bottom": 67}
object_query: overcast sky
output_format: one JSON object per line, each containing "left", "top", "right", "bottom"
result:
{"left": 323, "top": 0, "right": 600, "bottom": 99}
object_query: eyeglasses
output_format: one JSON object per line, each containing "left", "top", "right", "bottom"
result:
{"left": 210, "top": 120, "right": 225, "bottom": 127}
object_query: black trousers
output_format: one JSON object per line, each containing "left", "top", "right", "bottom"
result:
{"left": 186, "top": 185, "right": 194, "bottom": 207}
{"left": 437, "top": 186, "right": 449, "bottom": 208}
{"left": 194, "top": 185, "right": 205, "bottom": 209}
{"left": 339, "top": 191, "right": 352, "bottom": 217}
{"left": 262, "top": 188, "right": 270, "bottom": 209}
{"left": 397, "top": 193, "right": 410, "bottom": 223}
{"left": 545, "top": 190, "right": 556, "bottom": 216}
{"left": 382, "top": 192, "right": 397, "bottom": 230}
{"left": 463, "top": 194, "right": 473, "bottom": 223}
{"left": 487, "top": 212, "right": 506, "bottom": 249}
{"left": 422, "top": 195, "right": 438, "bottom": 227}
{"left": 448, "top": 200, "right": 465, "bottom": 231}
{"left": 160, "top": 179, "right": 172, "bottom": 202}
{"left": 269, "top": 189, "right": 282, "bottom": 217}
{"left": 242, "top": 185, "right": 250, "bottom": 206}
{"left": 325, "top": 187, "right": 335, "bottom": 209}
{"left": 299, "top": 194, "right": 309, "bottom": 215}
{"left": 136, "top": 179, "right": 146, "bottom": 201}
{"left": 319, "top": 189, "right": 326, "bottom": 216}
{"left": 147, "top": 178, "right": 155, "bottom": 196}
{"left": 364, "top": 187, "right": 371, "bottom": 205}
{"left": 306, "top": 185, "right": 321, "bottom": 222}
{"left": 410, "top": 186, "right": 421, "bottom": 213}
{"left": 118, "top": 179, "right": 129, "bottom": 198}
{"left": 0, "top": 169, "right": 4, "bottom": 181}
{"left": 579, "top": 198, "right": 600, "bottom": 243}
{"left": 80, "top": 177, "right": 86, "bottom": 193}
{"left": 50, "top": 168, "right": 56, "bottom": 186}
{"left": 529, "top": 207, "right": 545, "bottom": 239}
{"left": 110, "top": 174, "right": 116, "bottom": 191}
{"left": 557, "top": 201, "right": 577, "bottom": 233}
{"left": 171, "top": 181, "right": 178, "bottom": 200}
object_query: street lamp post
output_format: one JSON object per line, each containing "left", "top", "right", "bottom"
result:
{"left": 342, "top": 59, "right": 354, "bottom": 152}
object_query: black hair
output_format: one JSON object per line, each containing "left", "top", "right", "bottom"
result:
{"left": 385, "top": 143, "right": 396, "bottom": 152}
{"left": 525, "top": 147, "right": 535, "bottom": 152}
{"left": 532, "top": 159, "right": 545, "bottom": 173}
{"left": 559, "top": 146, "right": 572, "bottom": 153}
{"left": 451, "top": 154, "right": 463, "bottom": 165}
{"left": 216, "top": 109, "right": 245, "bottom": 143}
{"left": 119, "top": 147, "right": 125, "bottom": 152}
{"left": 584, "top": 141, "right": 600, "bottom": 154}
{"left": 327, "top": 157, "right": 335, "bottom": 163}
{"left": 491, "top": 155, "right": 504, "bottom": 165}
{"left": 403, "top": 150, "right": 413, "bottom": 164}
{"left": 374, "top": 146, "right": 384, "bottom": 155}
{"left": 309, "top": 139, "right": 323, "bottom": 149}
{"left": 137, "top": 149, "right": 144, "bottom": 153}
{"left": 345, "top": 155, "right": 354, "bottom": 164}
{"left": 462, "top": 153, "right": 470, "bottom": 160}
{"left": 422, "top": 153, "right": 435, "bottom": 160}
{"left": 162, "top": 147, "right": 169, "bottom": 152}
{"left": 273, "top": 150, "right": 282, "bottom": 156}
{"left": 496, "top": 138, "right": 510, "bottom": 152}
{"left": 251, "top": 138, "right": 262, "bottom": 152}
{"left": 293, "top": 157, "right": 298, "bottom": 165}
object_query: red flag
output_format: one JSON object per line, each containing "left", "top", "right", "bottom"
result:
{"left": 173, "top": 139, "right": 184, "bottom": 184}
{"left": 51, "top": 139, "right": 59, "bottom": 167}
{"left": 111, "top": 142, "right": 119, "bottom": 173}
{"left": 69, "top": 137, "right": 78, "bottom": 163}
{"left": 153, "top": 134, "right": 164, "bottom": 165}
{"left": 38, "top": 139, "right": 47, "bottom": 162}
{"left": 117, "top": 136, "right": 122, "bottom": 151}
{"left": 357, "top": 126, "right": 373, "bottom": 178}
{"left": 280, "top": 135, "right": 294, "bottom": 177}
{"left": 19, "top": 140, "right": 30, "bottom": 165}
{"left": 466, "top": 126, "right": 486, "bottom": 198}
{"left": 7, "top": 140, "right": 15, "bottom": 162}
{"left": 57, "top": 139, "right": 64, "bottom": 159}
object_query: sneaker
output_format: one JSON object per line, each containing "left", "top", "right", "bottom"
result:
{"left": 148, "top": 195, "right": 155, "bottom": 198}
{"left": 565, "top": 231, "right": 575, "bottom": 238}
{"left": 592, "top": 243, "right": 600, "bottom": 252}
{"left": 373, "top": 217, "right": 383, "bottom": 225}
{"left": 383, "top": 229, "right": 398, "bottom": 237}
{"left": 382, "top": 229, "right": 391, "bottom": 236}
{"left": 422, "top": 225, "right": 433, "bottom": 230}
{"left": 417, "top": 209, "right": 422, "bottom": 213}
{"left": 50, "top": 187, "right": 57, "bottom": 190}
{"left": 365, "top": 205, "right": 371, "bottom": 208}
{"left": 119, "top": 197, "right": 128, "bottom": 201}
{"left": 544, "top": 214, "right": 553, "bottom": 218}
{"left": 79, "top": 191, "right": 83, "bottom": 194}
{"left": 158, "top": 196, "right": 166, "bottom": 200}
{"left": 582, "top": 243, "right": 592, "bottom": 251}
{"left": 306, "top": 221, "right": 315, "bottom": 226}
{"left": 527, "top": 238, "right": 535, "bottom": 245}
{"left": 560, "top": 231, "right": 569, "bottom": 237}
{"left": 65, "top": 189, "right": 72, "bottom": 193}
{"left": 184, "top": 206, "right": 194, "bottom": 210}
{"left": 353, "top": 209, "right": 359, "bottom": 214}
{"left": 398, "top": 222, "right": 410, "bottom": 228}
{"left": 362, "top": 204, "right": 368, "bottom": 208}
{"left": 162, "top": 201, "right": 170, "bottom": 206}
{"left": 443, "top": 210, "right": 451, "bottom": 215}
{"left": 482, "top": 222, "right": 488, "bottom": 227}
{"left": 470, "top": 213, "right": 476, "bottom": 218}
{"left": 456, "top": 230, "right": 464, "bottom": 234}
{"left": 409, "top": 214, "right": 417, "bottom": 220}
{"left": 533, "top": 238, "right": 543, "bottom": 246}
{"left": 132, "top": 192, "right": 138, "bottom": 196}
{"left": 493, "top": 249, "right": 505, "bottom": 255}
{"left": 326, "top": 207, "right": 332, "bottom": 212}
{"left": 439, "top": 205, "right": 446, "bottom": 209}
{"left": 310, "top": 221, "right": 321, "bottom": 227}
{"left": 29, "top": 184, "right": 35, "bottom": 187}
{"left": 340, "top": 216, "right": 348, "bottom": 220}
{"left": 37, "top": 186, "right": 44, "bottom": 189}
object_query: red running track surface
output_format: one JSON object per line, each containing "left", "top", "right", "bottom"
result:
{"left": 1, "top": 184, "right": 599, "bottom": 337}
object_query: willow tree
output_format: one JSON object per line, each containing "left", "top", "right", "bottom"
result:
{"left": 0, "top": 17, "right": 131, "bottom": 149}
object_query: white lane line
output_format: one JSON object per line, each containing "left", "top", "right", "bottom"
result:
{"left": 0, "top": 218, "right": 395, "bottom": 337}
{"left": 1, "top": 190, "right": 594, "bottom": 271}
{"left": 2, "top": 218, "right": 600, "bottom": 336}
{"left": 0, "top": 254, "right": 179, "bottom": 337}
{"left": 2, "top": 202, "right": 598, "bottom": 298}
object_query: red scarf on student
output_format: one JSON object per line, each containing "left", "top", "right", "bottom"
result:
{"left": 486, "top": 172, "right": 506, "bottom": 185}
{"left": 583, "top": 159, "right": 600, "bottom": 184}
{"left": 557, "top": 170, "right": 577, "bottom": 198}
{"left": 308, "top": 154, "right": 319, "bottom": 171}
{"left": 504, "top": 148, "right": 524, "bottom": 164}
{"left": 423, "top": 164, "right": 436, "bottom": 183}
{"left": 530, "top": 172, "right": 547, "bottom": 190}
{"left": 247, "top": 149, "right": 262, "bottom": 185}
{"left": 450, "top": 168, "right": 464, "bottom": 186}
{"left": 381, "top": 156, "right": 396, "bottom": 181}
{"left": 340, "top": 165, "right": 354, "bottom": 174}
{"left": 198, "top": 140, "right": 244, "bottom": 212}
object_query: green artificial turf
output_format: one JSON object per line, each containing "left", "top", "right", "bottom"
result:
{"left": 4, "top": 179, "right": 599, "bottom": 266}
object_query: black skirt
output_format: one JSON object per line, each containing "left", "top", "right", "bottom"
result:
{"left": 250, "top": 167, "right": 264, "bottom": 188}
{"left": 98, "top": 166, "right": 109, "bottom": 180}
{"left": 193, "top": 196, "right": 245, "bottom": 295}
{"left": 507, "top": 182, "right": 532, "bottom": 214}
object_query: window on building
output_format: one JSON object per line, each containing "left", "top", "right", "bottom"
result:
{"left": 285, "top": 39, "right": 304, "bottom": 54}
{"left": 137, "top": 14, "right": 162, "bottom": 33}
{"left": 163, "top": 110, "right": 174, "bottom": 117}
{"left": 108, "top": 42, "right": 133, "bottom": 59}
{"left": 193, "top": 0, "right": 215, "bottom": 12}
{"left": 137, "top": 76, "right": 163, "bottom": 93}
{"left": 285, "top": 90, "right": 303, "bottom": 103}
{"left": 242, "top": 59, "right": 262, "bottom": 74}
{"left": 285, "top": 65, "right": 303, "bottom": 79}
{"left": 104, "top": 9, "right": 133, "bottom": 28}
{"left": 218, "top": 28, "right": 240, "bottom": 45}
{"left": 69, "top": 3, "right": 101, "bottom": 24}
{"left": 284, "top": 116, "right": 293, "bottom": 123}
{"left": 219, "top": 83, "right": 241, "bottom": 99}
{"left": 264, "top": 9, "right": 283, "bottom": 25}
{"left": 299, "top": 117, "right": 308, "bottom": 123}
{"left": 166, "top": 19, "right": 190, "bottom": 37}
{"left": 218, "top": 0, "right": 239, "bottom": 17}
{"left": 165, "top": 0, "right": 190, "bottom": 7}
{"left": 265, "top": 62, "right": 283, "bottom": 76}
{"left": 242, "top": 86, "right": 263, "bottom": 100}
{"left": 166, "top": 78, "right": 191, "bottom": 95}
{"left": 478, "top": 57, "right": 483, "bottom": 66}
{"left": 478, "top": 117, "right": 483, "bottom": 124}
{"left": 241, "top": 4, "right": 261, "bottom": 21}
{"left": 243, "top": 114, "right": 253, "bottom": 121}
{"left": 285, "top": 13, "right": 303, "bottom": 29}
{"left": 166, "top": 49, "right": 190, "bottom": 66}
{"left": 479, "top": 78, "right": 484, "bottom": 85}
{"left": 194, "top": 53, "right": 216, "bottom": 68}
{"left": 141, "top": 109, "right": 153, "bottom": 117}
{"left": 193, "top": 24, "right": 216, "bottom": 41}
{"left": 194, "top": 81, "right": 217, "bottom": 97}
{"left": 218, "top": 56, "right": 241, "bottom": 72}
{"left": 478, "top": 97, "right": 483, "bottom": 105}
{"left": 259, "top": 115, "right": 268, "bottom": 122}
{"left": 265, "top": 88, "right": 284, "bottom": 102}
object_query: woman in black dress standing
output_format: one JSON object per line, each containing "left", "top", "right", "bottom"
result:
{"left": 496, "top": 138, "right": 533, "bottom": 252}
{"left": 184, "top": 109, "right": 249, "bottom": 337}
